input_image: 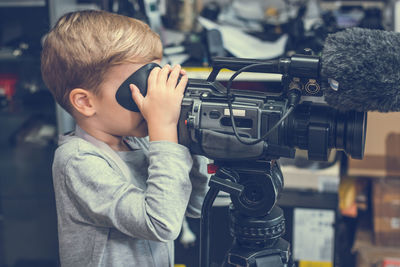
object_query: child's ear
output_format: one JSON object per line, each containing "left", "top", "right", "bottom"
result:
{"left": 69, "top": 88, "right": 96, "bottom": 117}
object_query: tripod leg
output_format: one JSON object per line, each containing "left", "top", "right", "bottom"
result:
{"left": 200, "top": 186, "right": 219, "bottom": 267}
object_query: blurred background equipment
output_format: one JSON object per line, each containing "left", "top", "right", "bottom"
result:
{"left": 1, "top": 1, "right": 400, "bottom": 267}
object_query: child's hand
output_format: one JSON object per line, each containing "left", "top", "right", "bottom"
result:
{"left": 130, "top": 64, "right": 188, "bottom": 143}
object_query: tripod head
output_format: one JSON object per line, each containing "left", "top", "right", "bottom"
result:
{"left": 201, "top": 160, "right": 293, "bottom": 267}
{"left": 214, "top": 160, "right": 283, "bottom": 217}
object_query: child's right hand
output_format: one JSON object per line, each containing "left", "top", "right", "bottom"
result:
{"left": 130, "top": 64, "right": 188, "bottom": 143}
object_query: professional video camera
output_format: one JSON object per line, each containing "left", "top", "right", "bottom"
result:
{"left": 176, "top": 52, "right": 367, "bottom": 267}
{"left": 115, "top": 50, "right": 367, "bottom": 266}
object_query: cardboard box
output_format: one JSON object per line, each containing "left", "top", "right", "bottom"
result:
{"left": 381, "top": 258, "right": 400, "bottom": 267}
{"left": 352, "top": 218, "right": 400, "bottom": 267}
{"left": 373, "top": 178, "right": 400, "bottom": 247}
{"left": 348, "top": 112, "right": 400, "bottom": 178}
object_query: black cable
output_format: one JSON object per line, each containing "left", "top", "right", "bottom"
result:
{"left": 225, "top": 63, "right": 298, "bottom": 145}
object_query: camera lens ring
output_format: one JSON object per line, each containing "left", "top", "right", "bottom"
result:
{"left": 345, "top": 111, "right": 367, "bottom": 159}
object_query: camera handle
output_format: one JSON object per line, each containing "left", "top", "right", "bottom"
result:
{"left": 199, "top": 163, "right": 294, "bottom": 267}
{"left": 207, "top": 54, "right": 320, "bottom": 83}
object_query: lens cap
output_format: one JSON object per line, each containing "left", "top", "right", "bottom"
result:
{"left": 115, "top": 62, "right": 161, "bottom": 112}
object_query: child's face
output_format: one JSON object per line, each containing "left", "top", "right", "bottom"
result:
{"left": 92, "top": 61, "right": 159, "bottom": 138}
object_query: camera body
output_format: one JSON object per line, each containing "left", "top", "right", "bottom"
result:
{"left": 178, "top": 79, "right": 292, "bottom": 161}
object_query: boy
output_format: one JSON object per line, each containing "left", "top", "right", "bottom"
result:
{"left": 41, "top": 10, "right": 209, "bottom": 267}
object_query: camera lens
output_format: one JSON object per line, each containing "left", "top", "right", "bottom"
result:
{"left": 336, "top": 110, "right": 367, "bottom": 159}
{"left": 286, "top": 102, "right": 367, "bottom": 160}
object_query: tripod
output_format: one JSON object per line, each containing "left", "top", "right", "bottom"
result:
{"left": 200, "top": 160, "right": 294, "bottom": 267}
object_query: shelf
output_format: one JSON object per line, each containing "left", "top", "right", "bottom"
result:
{"left": 185, "top": 67, "right": 282, "bottom": 81}
{"left": 320, "top": 1, "right": 385, "bottom": 10}
{"left": 0, "top": 0, "right": 45, "bottom": 7}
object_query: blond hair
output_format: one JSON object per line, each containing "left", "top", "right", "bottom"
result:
{"left": 41, "top": 10, "right": 162, "bottom": 113}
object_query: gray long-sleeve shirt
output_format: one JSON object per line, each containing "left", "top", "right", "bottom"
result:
{"left": 52, "top": 126, "right": 209, "bottom": 267}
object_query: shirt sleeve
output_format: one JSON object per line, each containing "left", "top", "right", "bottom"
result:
{"left": 185, "top": 155, "right": 210, "bottom": 218}
{"left": 63, "top": 141, "right": 193, "bottom": 242}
